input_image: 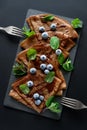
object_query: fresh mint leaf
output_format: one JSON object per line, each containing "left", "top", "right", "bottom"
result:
{"left": 46, "top": 96, "right": 54, "bottom": 107}
{"left": 19, "top": 84, "right": 30, "bottom": 95}
{"left": 22, "top": 26, "right": 30, "bottom": 32}
{"left": 50, "top": 36, "right": 60, "bottom": 50}
{"left": 62, "top": 58, "right": 73, "bottom": 71}
{"left": 71, "top": 18, "right": 83, "bottom": 29}
{"left": 46, "top": 96, "right": 61, "bottom": 114}
{"left": 27, "top": 48, "right": 37, "bottom": 61}
{"left": 27, "top": 31, "right": 35, "bottom": 37}
{"left": 58, "top": 53, "right": 65, "bottom": 65}
{"left": 22, "top": 26, "right": 35, "bottom": 38}
{"left": 13, "top": 63, "right": 27, "bottom": 77}
{"left": 45, "top": 71, "right": 55, "bottom": 83}
{"left": 43, "top": 15, "right": 54, "bottom": 21}
{"left": 48, "top": 102, "right": 61, "bottom": 113}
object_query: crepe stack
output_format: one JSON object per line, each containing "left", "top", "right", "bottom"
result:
{"left": 9, "top": 14, "right": 78, "bottom": 113}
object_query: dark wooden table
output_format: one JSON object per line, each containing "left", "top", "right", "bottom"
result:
{"left": 0, "top": 0, "right": 87, "bottom": 130}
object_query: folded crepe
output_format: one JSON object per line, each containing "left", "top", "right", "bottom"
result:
{"left": 17, "top": 42, "right": 69, "bottom": 68}
{"left": 20, "top": 14, "right": 78, "bottom": 51}
{"left": 26, "top": 14, "right": 78, "bottom": 39}
{"left": 20, "top": 36, "right": 75, "bottom": 52}
{"left": 10, "top": 70, "right": 62, "bottom": 113}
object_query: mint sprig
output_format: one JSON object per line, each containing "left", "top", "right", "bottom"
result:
{"left": 47, "top": 102, "right": 61, "bottom": 113}
{"left": 45, "top": 71, "right": 55, "bottom": 83}
{"left": 50, "top": 36, "right": 60, "bottom": 50}
{"left": 13, "top": 63, "right": 27, "bottom": 77}
{"left": 57, "top": 53, "right": 73, "bottom": 71}
{"left": 43, "top": 15, "right": 54, "bottom": 21}
{"left": 58, "top": 53, "right": 65, "bottom": 65}
{"left": 27, "top": 48, "right": 37, "bottom": 61}
{"left": 46, "top": 96, "right": 61, "bottom": 114}
{"left": 62, "top": 58, "right": 73, "bottom": 71}
{"left": 46, "top": 96, "right": 54, "bottom": 107}
{"left": 71, "top": 18, "right": 83, "bottom": 29}
{"left": 19, "top": 84, "right": 30, "bottom": 95}
{"left": 22, "top": 26, "right": 35, "bottom": 38}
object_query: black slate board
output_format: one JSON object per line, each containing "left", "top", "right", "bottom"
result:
{"left": 4, "top": 9, "right": 81, "bottom": 120}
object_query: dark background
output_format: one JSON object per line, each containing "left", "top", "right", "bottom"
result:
{"left": 0, "top": 0, "right": 87, "bottom": 130}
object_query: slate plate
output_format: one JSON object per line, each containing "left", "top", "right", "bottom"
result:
{"left": 4, "top": 9, "right": 82, "bottom": 120}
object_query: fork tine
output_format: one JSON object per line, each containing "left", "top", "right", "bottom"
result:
{"left": 62, "top": 97, "right": 77, "bottom": 103}
{"left": 61, "top": 101, "right": 76, "bottom": 107}
{"left": 61, "top": 99, "right": 76, "bottom": 106}
{"left": 12, "top": 30, "right": 23, "bottom": 35}
{"left": 61, "top": 97, "right": 81, "bottom": 110}
{"left": 12, "top": 28, "right": 23, "bottom": 34}
{"left": 11, "top": 32, "right": 23, "bottom": 37}
{"left": 61, "top": 99, "right": 76, "bottom": 107}
{"left": 61, "top": 97, "right": 87, "bottom": 110}
{"left": 61, "top": 97, "right": 78, "bottom": 109}
{"left": 12, "top": 26, "right": 22, "bottom": 31}
{"left": 0, "top": 26, "right": 23, "bottom": 37}
{"left": 12, "top": 29, "right": 22, "bottom": 34}
{"left": 61, "top": 101, "right": 76, "bottom": 109}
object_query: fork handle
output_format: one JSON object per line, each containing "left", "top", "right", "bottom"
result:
{"left": 83, "top": 105, "right": 87, "bottom": 109}
{"left": 0, "top": 27, "right": 4, "bottom": 30}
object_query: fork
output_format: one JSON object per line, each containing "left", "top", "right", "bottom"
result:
{"left": 0, "top": 26, "right": 23, "bottom": 37}
{"left": 61, "top": 97, "right": 87, "bottom": 110}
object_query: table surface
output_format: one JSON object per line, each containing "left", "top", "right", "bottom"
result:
{"left": 0, "top": 0, "right": 87, "bottom": 130}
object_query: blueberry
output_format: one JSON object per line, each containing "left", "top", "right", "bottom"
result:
{"left": 50, "top": 23, "right": 57, "bottom": 31}
{"left": 40, "top": 55, "right": 47, "bottom": 61}
{"left": 26, "top": 80, "right": 34, "bottom": 88}
{"left": 44, "top": 69, "right": 50, "bottom": 74}
{"left": 39, "top": 95, "right": 44, "bottom": 101}
{"left": 47, "top": 64, "right": 53, "bottom": 70}
{"left": 39, "top": 26, "right": 45, "bottom": 33}
{"left": 33, "top": 93, "right": 40, "bottom": 99}
{"left": 30, "top": 68, "right": 36, "bottom": 74}
{"left": 55, "top": 49, "right": 62, "bottom": 55}
{"left": 35, "top": 99, "right": 41, "bottom": 106}
{"left": 40, "top": 64, "right": 46, "bottom": 70}
{"left": 42, "top": 32, "right": 49, "bottom": 39}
